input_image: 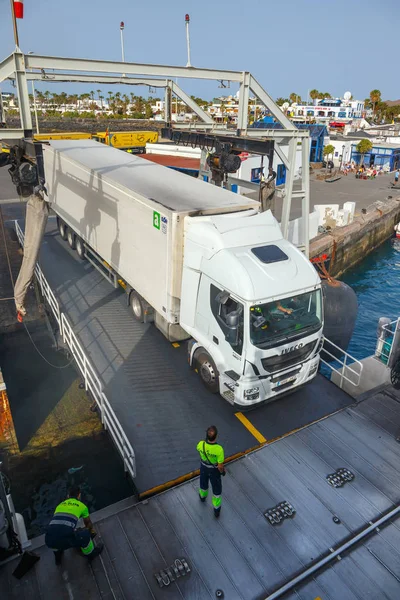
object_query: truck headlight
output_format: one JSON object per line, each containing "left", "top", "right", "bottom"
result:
{"left": 244, "top": 387, "right": 259, "bottom": 400}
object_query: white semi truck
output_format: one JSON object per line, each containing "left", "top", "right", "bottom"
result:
{"left": 42, "top": 139, "right": 323, "bottom": 408}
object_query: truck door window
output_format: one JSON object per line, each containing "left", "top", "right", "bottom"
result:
{"left": 210, "top": 284, "right": 243, "bottom": 355}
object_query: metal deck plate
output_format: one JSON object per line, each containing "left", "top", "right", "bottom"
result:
{"left": 2, "top": 389, "right": 400, "bottom": 599}
{"left": 35, "top": 219, "right": 354, "bottom": 492}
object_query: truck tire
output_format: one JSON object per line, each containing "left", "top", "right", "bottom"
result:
{"left": 195, "top": 351, "right": 219, "bottom": 394}
{"left": 130, "top": 291, "right": 145, "bottom": 322}
{"left": 67, "top": 228, "right": 76, "bottom": 249}
{"left": 57, "top": 218, "right": 67, "bottom": 240}
{"left": 75, "top": 237, "right": 85, "bottom": 260}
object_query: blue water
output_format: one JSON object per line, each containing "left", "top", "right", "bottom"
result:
{"left": 341, "top": 238, "right": 400, "bottom": 360}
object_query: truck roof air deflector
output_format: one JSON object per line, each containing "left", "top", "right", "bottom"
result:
{"left": 251, "top": 245, "right": 288, "bottom": 264}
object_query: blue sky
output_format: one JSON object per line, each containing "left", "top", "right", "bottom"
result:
{"left": 0, "top": 0, "right": 398, "bottom": 101}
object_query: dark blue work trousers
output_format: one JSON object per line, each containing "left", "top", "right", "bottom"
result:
{"left": 199, "top": 463, "right": 222, "bottom": 509}
{"left": 45, "top": 524, "right": 91, "bottom": 552}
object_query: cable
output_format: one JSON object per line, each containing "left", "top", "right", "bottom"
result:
{"left": 0, "top": 206, "right": 74, "bottom": 370}
{"left": 0, "top": 205, "right": 15, "bottom": 288}
{"left": 23, "top": 321, "right": 75, "bottom": 369}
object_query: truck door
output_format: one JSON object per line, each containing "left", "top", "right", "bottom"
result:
{"left": 208, "top": 282, "right": 245, "bottom": 378}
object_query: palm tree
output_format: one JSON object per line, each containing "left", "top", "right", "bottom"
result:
{"left": 369, "top": 89, "right": 381, "bottom": 115}
{"left": 356, "top": 139, "right": 373, "bottom": 166}
{"left": 323, "top": 144, "right": 335, "bottom": 173}
{"left": 43, "top": 90, "right": 51, "bottom": 109}
{"left": 309, "top": 89, "right": 319, "bottom": 101}
{"left": 289, "top": 92, "right": 300, "bottom": 104}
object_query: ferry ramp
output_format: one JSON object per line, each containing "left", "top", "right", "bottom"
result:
{"left": 1, "top": 386, "right": 400, "bottom": 599}
{"left": 33, "top": 218, "right": 353, "bottom": 493}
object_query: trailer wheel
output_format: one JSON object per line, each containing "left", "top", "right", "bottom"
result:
{"left": 75, "top": 237, "right": 85, "bottom": 260}
{"left": 196, "top": 352, "right": 219, "bottom": 394}
{"left": 67, "top": 228, "right": 76, "bottom": 249}
{"left": 130, "top": 291, "right": 145, "bottom": 322}
{"left": 57, "top": 218, "right": 68, "bottom": 240}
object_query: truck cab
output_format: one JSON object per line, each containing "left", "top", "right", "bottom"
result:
{"left": 182, "top": 210, "right": 322, "bottom": 407}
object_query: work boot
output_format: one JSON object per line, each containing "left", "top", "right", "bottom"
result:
{"left": 54, "top": 550, "right": 64, "bottom": 566}
{"left": 87, "top": 543, "right": 104, "bottom": 561}
{"left": 199, "top": 494, "right": 206, "bottom": 503}
{"left": 214, "top": 508, "right": 221, "bottom": 519}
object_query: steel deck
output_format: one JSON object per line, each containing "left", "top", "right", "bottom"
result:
{"left": 2, "top": 387, "right": 400, "bottom": 599}
{"left": 33, "top": 218, "right": 354, "bottom": 493}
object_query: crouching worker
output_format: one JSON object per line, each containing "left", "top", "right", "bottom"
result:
{"left": 45, "top": 486, "right": 103, "bottom": 565}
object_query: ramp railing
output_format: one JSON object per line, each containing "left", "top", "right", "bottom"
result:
{"left": 321, "top": 336, "right": 363, "bottom": 389}
{"left": 14, "top": 220, "right": 136, "bottom": 479}
{"left": 376, "top": 317, "right": 400, "bottom": 367}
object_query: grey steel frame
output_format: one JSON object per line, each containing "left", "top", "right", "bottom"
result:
{"left": 0, "top": 50, "right": 310, "bottom": 253}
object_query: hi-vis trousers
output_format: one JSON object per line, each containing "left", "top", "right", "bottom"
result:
{"left": 199, "top": 463, "right": 222, "bottom": 511}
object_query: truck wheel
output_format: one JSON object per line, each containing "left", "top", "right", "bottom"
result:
{"left": 196, "top": 352, "right": 219, "bottom": 394}
{"left": 57, "top": 218, "right": 67, "bottom": 240}
{"left": 130, "top": 291, "right": 144, "bottom": 322}
{"left": 67, "top": 228, "right": 76, "bottom": 249}
{"left": 75, "top": 237, "right": 85, "bottom": 260}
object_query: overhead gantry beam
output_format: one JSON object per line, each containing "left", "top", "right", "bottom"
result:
{"left": 0, "top": 51, "right": 311, "bottom": 254}
{"left": 25, "top": 72, "right": 169, "bottom": 87}
{"left": 0, "top": 53, "right": 16, "bottom": 83}
{"left": 23, "top": 54, "right": 244, "bottom": 83}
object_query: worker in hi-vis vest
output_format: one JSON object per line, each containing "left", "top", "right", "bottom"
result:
{"left": 197, "top": 425, "right": 225, "bottom": 518}
{"left": 45, "top": 486, "right": 103, "bottom": 565}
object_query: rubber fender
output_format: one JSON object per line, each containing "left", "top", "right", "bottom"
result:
{"left": 322, "top": 280, "right": 358, "bottom": 359}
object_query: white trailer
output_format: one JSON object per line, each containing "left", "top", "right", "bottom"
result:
{"left": 43, "top": 140, "right": 323, "bottom": 407}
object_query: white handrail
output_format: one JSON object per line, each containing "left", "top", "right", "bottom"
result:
{"left": 321, "top": 336, "right": 363, "bottom": 389}
{"left": 14, "top": 220, "right": 136, "bottom": 479}
{"left": 376, "top": 318, "right": 400, "bottom": 366}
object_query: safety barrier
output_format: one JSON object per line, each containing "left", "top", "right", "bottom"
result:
{"left": 321, "top": 336, "right": 363, "bottom": 389}
{"left": 376, "top": 317, "right": 400, "bottom": 367}
{"left": 14, "top": 220, "right": 136, "bottom": 479}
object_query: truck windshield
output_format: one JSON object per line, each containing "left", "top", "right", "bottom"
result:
{"left": 250, "top": 290, "right": 322, "bottom": 349}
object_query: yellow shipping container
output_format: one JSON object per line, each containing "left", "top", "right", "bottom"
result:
{"left": 92, "top": 131, "right": 159, "bottom": 149}
{"left": 34, "top": 132, "right": 92, "bottom": 141}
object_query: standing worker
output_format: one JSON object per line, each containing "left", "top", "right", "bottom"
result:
{"left": 45, "top": 486, "right": 103, "bottom": 565}
{"left": 197, "top": 425, "right": 225, "bottom": 518}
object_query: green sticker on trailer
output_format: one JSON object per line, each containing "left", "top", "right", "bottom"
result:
{"left": 153, "top": 211, "right": 160, "bottom": 230}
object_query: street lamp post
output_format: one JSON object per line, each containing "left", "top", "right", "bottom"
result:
{"left": 185, "top": 14, "right": 192, "bottom": 67}
{"left": 340, "top": 144, "right": 345, "bottom": 170}
{"left": 120, "top": 21, "right": 125, "bottom": 62}
{"left": 28, "top": 51, "right": 39, "bottom": 134}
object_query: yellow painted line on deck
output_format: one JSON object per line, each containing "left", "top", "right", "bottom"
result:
{"left": 235, "top": 412, "right": 267, "bottom": 444}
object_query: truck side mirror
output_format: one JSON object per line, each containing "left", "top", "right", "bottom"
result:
{"left": 225, "top": 310, "right": 241, "bottom": 346}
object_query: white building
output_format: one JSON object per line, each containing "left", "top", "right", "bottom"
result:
{"left": 289, "top": 97, "right": 364, "bottom": 123}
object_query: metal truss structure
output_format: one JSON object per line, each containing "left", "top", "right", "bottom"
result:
{"left": 0, "top": 50, "right": 310, "bottom": 253}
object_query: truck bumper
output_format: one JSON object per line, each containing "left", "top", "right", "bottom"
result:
{"left": 230, "top": 355, "right": 320, "bottom": 408}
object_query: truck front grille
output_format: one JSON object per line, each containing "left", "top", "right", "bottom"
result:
{"left": 261, "top": 341, "right": 317, "bottom": 374}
